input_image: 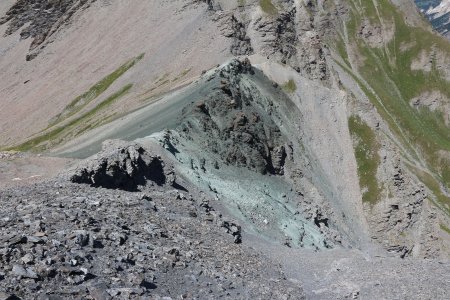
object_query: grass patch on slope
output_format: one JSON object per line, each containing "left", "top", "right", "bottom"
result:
{"left": 340, "top": 0, "right": 450, "bottom": 205}
{"left": 334, "top": 37, "right": 351, "bottom": 68}
{"left": 259, "top": 0, "right": 278, "bottom": 15}
{"left": 281, "top": 79, "right": 297, "bottom": 93}
{"left": 334, "top": 58, "right": 418, "bottom": 160}
{"left": 441, "top": 224, "right": 450, "bottom": 235}
{"left": 12, "top": 84, "right": 133, "bottom": 152}
{"left": 349, "top": 115, "right": 381, "bottom": 204}
{"left": 50, "top": 53, "right": 144, "bottom": 126}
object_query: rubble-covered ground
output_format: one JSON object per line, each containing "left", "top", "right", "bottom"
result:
{"left": 1, "top": 139, "right": 449, "bottom": 300}
{"left": 0, "top": 180, "right": 304, "bottom": 299}
{"left": 0, "top": 141, "right": 304, "bottom": 299}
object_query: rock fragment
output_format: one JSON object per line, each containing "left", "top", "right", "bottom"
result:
{"left": 70, "top": 141, "right": 175, "bottom": 191}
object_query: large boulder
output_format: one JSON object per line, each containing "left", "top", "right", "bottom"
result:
{"left": 70, "top": 140, "right": 175, "bottom": 191}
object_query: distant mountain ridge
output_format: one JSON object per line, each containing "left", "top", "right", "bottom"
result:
{"left": 416, "top": 0, "right": 450, "bottom": 38}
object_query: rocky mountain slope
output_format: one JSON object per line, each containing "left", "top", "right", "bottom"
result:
{"left": 0, "top": 141, "right": 306, "bottom": 299}
{"left": 1, "top": 0, "right": 450, "bottom": 299}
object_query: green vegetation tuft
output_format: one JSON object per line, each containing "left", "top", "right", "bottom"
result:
{"left": 282, "top": 79, "right": 297, "bottom": 93}
{"left": 349, "top": 115, "right": 381, "bottom": 204}
{"left": 441, "top": 224, "right": 450, "bottom": 235}
{"left": 50, "top": 53, "right": 144, "bottom": 126}
{"left": 259, "top": 0, "right": 277, "bottom": 15}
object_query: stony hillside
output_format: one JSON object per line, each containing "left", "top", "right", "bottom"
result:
{"left": 330, "top": 0, "right": 450, "bottom": 257}
{"left": 0, "top": 0, "right": 450, "bottom": 299}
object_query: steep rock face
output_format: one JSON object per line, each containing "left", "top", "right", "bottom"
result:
{"left": 179, "top": 59, "right": 287, "bottom": 175}
{"left": 366, "top": 160, "right": 433, "bottom": 258}
{"left": 205, "top": 0, "right": 334, "bottom": 80}
{"left": 246, "top": 1, "right": 331, "bottom": 81}
{"left": 218, "top": 14, "right": 254, "bottom": 55}
{"left": 143, "top": 59, "right": 358, "bottom": 250}
{"left": 0, "top": 0, "right": 96, "bottom": 60}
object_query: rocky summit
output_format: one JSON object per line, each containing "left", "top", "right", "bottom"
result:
{"left": 0, "top": 0, "right": 450, "bottom": 299}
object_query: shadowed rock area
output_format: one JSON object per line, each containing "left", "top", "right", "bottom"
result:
{"left": 70, "top": 141, "right": 174, "bottom": 191}
{"left": 179, "top": 59, "right": 287, "bottom": 175}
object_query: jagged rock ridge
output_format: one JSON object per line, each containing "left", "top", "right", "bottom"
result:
{"left": 70, "top": 141, "right": 175, "bottom": 191}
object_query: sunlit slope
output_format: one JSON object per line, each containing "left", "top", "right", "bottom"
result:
{"left": 333, "top": 0, "right": 450, "bottom": 214}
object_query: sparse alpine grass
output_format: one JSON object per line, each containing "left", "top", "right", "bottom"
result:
{"left": 50, "top": 53, "right": 144, "bottom": 126}
{"left": 282, "top": 79, "right": 297, "bottom": 94}
{"left": 12, "top": 84, "right": 134, "bottom": 152}
{"left": 259, "top": 0, "right": 278, "bottom": 15}
{"left": 11, "top": 53, "right": 145, "bottom": 152}
{"left": 338, "top": 0, "right": 450, "bottom": 208}
{"left": 348, "top": 115, "right": 381, "bottom": 204}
